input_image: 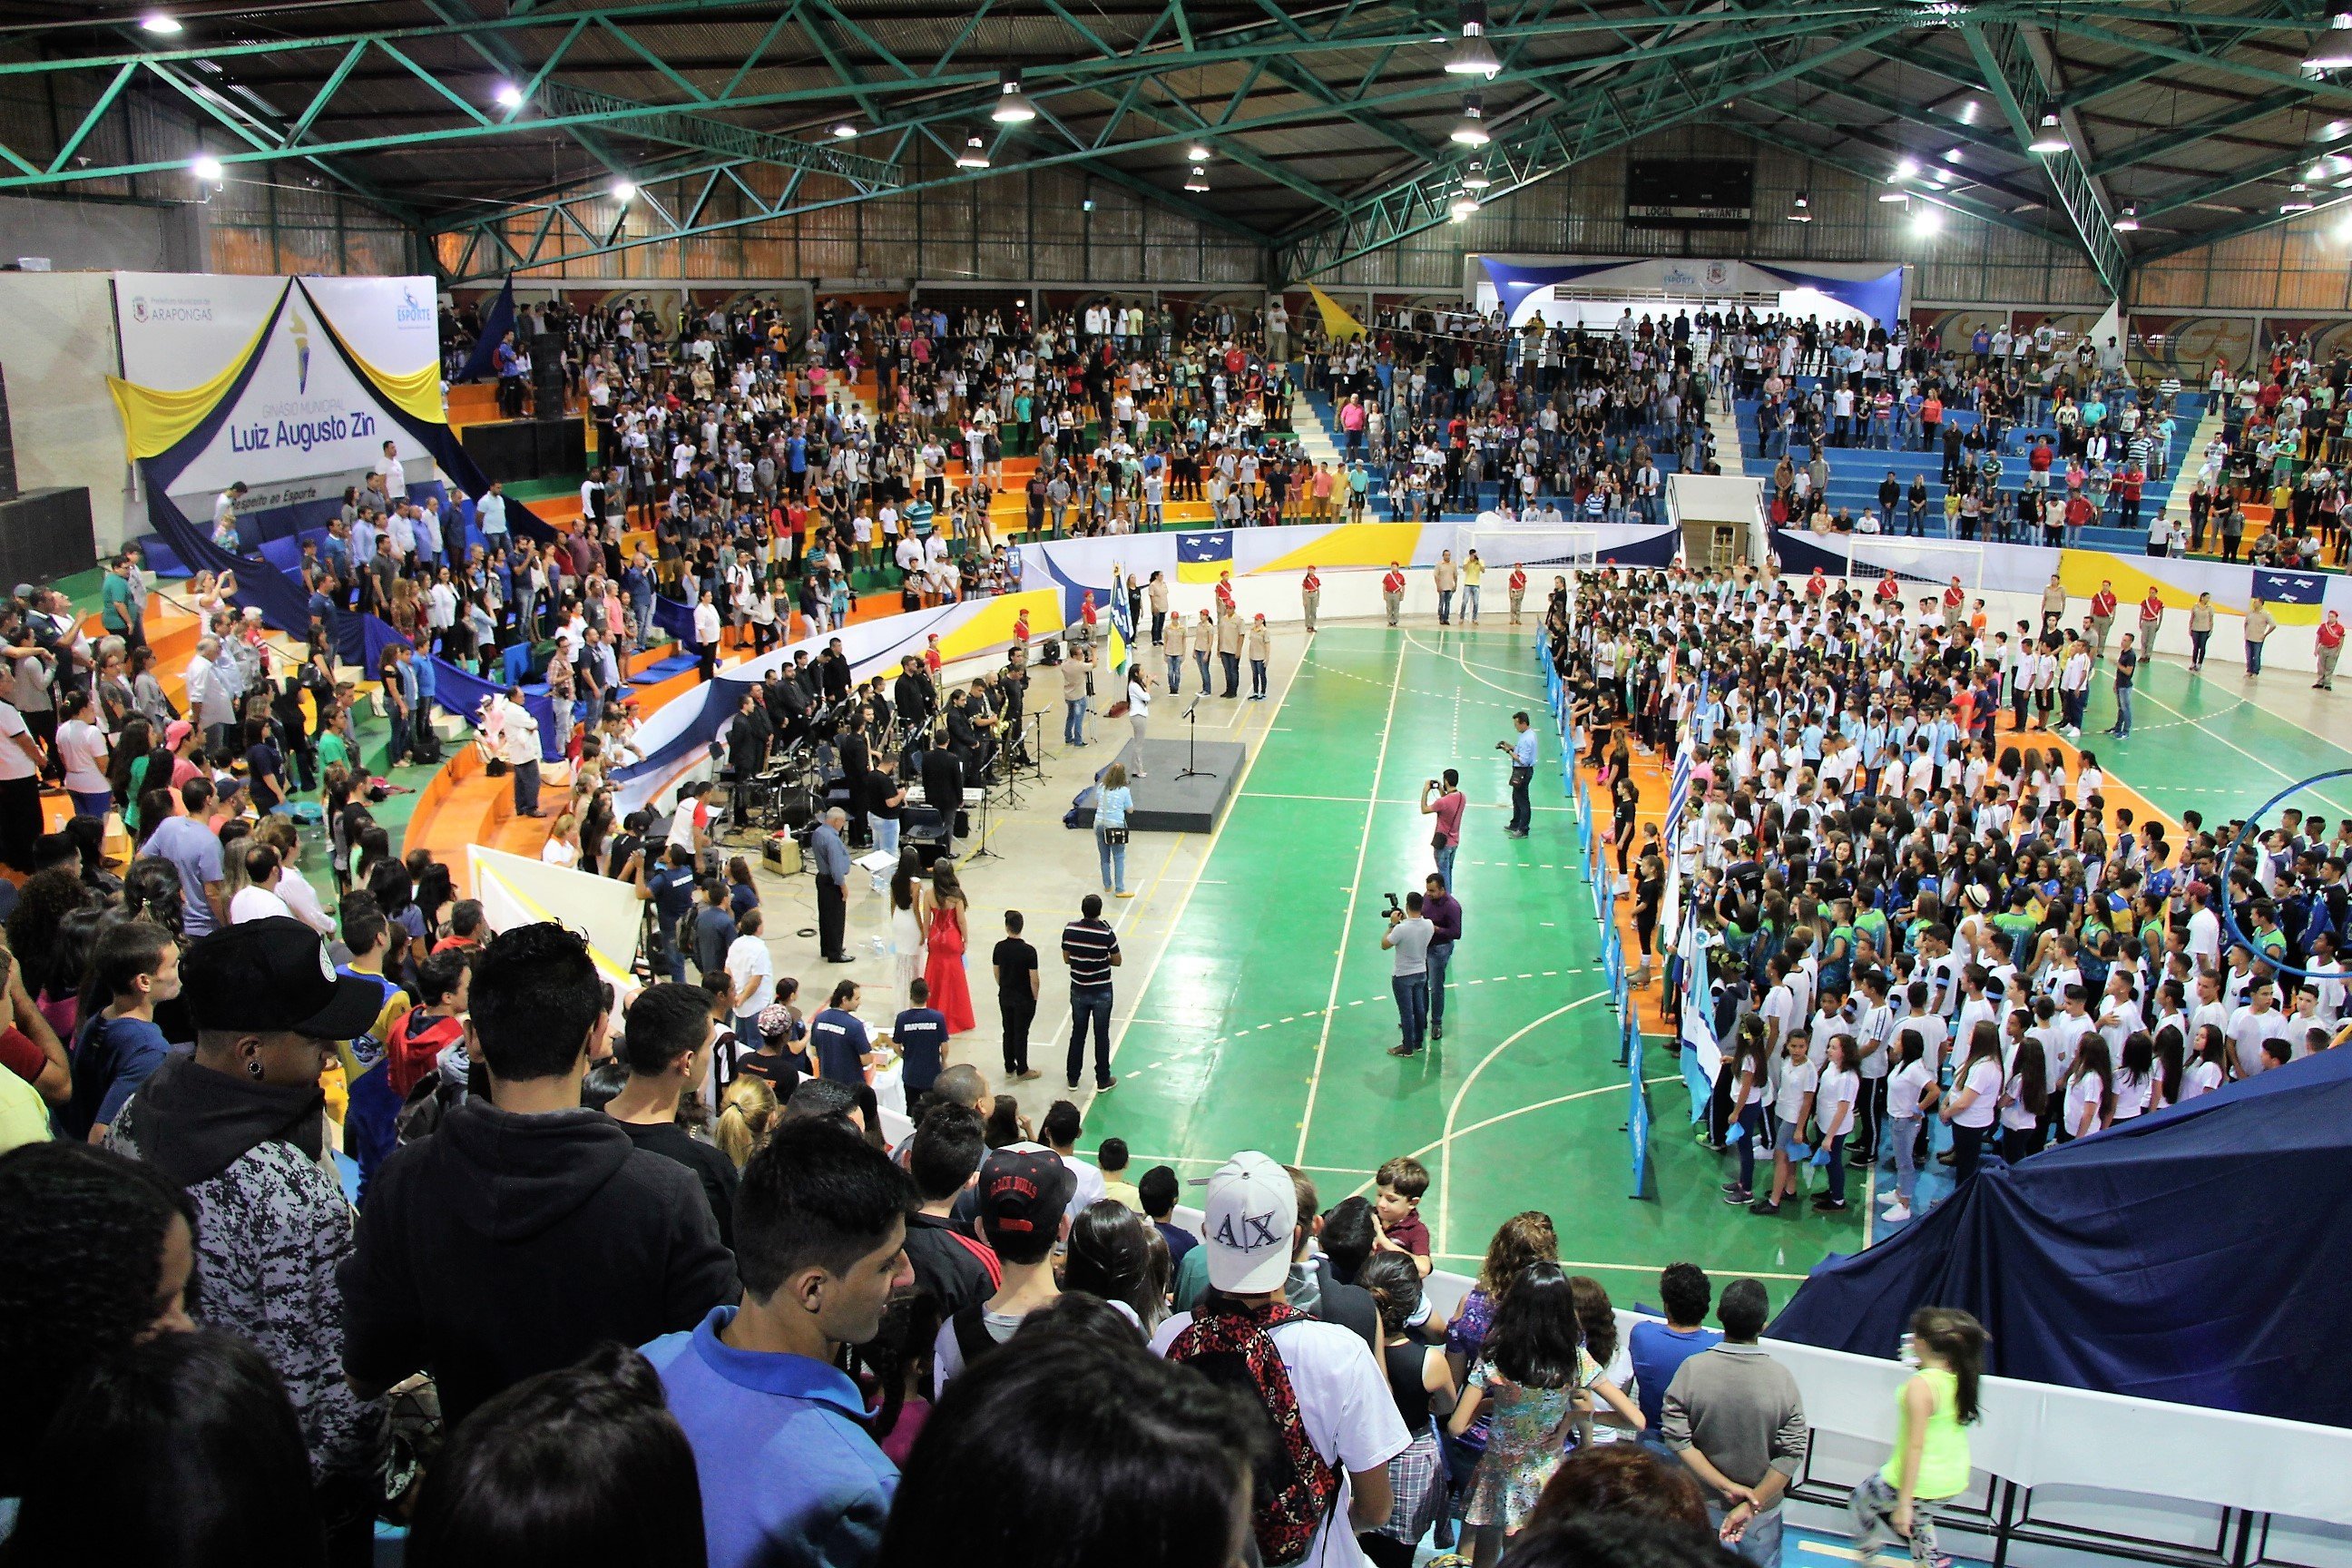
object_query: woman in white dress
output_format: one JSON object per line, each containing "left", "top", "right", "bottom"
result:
{"left": 887, "top": 857, "right": 928, "bottom": 1008}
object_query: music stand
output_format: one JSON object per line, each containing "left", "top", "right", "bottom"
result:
{"left": 965, "top": 784, "right": 1003, "bottom": 862}
{"left": 1175, "top": 698, "right": 1216, "bottom": 782}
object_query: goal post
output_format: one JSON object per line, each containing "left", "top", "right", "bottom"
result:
{"left": 1455, "top": 522, "right": 1601, "bottom": 576}
{"left": 1838, "top": 536, "right": 1985, "bottom": 593}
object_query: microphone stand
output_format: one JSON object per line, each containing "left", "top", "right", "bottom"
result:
{"left": 1176, "top": 698, "right": 1216, "bottom": 782}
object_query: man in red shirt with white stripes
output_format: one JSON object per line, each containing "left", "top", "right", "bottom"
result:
{"left": 1382, "top": 563, "right": 1406, "bottom": 625}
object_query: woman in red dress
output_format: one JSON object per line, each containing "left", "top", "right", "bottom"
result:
{"left": 921, "top": 859, "right": 977, "bottom": 1034}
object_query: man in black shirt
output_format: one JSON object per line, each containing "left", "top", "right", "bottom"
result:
{"left": 895, "top": 655, "right": 936, "bottom": 730}
{"left": 902, "top": 1104, "right": 997, "bottom": 1321}
{"left": 820, "top": 637, "right": 853, "bottom": 703}
{"left": 727, "top": 691, "right": 770, "bottom": 825}
{"left": 919, "top": 727, "right": 965, "bottom": 837}
{"left": 991, "top": 909, "right": 1041, "bottom": 1080}
{"left": 341, "top": 924, "right": 736, "bottom": 1427}
{"left": 604, "top": 981, "right": 740, "bottom": 1249}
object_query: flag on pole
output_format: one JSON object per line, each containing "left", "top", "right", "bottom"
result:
{"left": 1678, "top": 903, "right": 1720, "bottom": 1122}
{"left": 1107, "top": 571, "right": 1135, "bottom": 676}
{"left": 1668, "top": 735, "right": 1692, "bottom": 835}
{"left": 1307, "top": 284, "right": 1367, "bottom": 342}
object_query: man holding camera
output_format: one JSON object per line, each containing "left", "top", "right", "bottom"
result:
{"left": 1421, "top": 770, "right": 1466, "bottom": 885}
{"left": 1383, "top": 891, "right": 1436, "bottom": 1058}
{"left": 1424, "top": 873, "right": 1463, "bottom": 1044}
{"left": 1501, "top": 710, "right": 1536, "bottom": 838}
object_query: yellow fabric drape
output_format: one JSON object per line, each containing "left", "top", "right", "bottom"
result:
{"left": 1308, "top": 284, "right": 1367, "bottom": 342}
{"left": 103, "top": 280, "right": 289, "bottom": 461}
{"left": 299, "top": 279, "right": 445, "bottom": 425}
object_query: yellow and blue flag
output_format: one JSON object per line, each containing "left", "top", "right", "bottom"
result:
{"left": 1108, "top": 575, "right": 1134, "bottom": 675}
{"left": 2253, "top": 567, "right": 2327, "bottom": 626}
{"left": 1177, "top": 529, "right": 1233, "bottom": 584}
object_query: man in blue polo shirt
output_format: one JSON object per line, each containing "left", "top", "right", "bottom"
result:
{"left": 643, "top": 1121, "right": 915, "bottom": 1568}
{"left": 891, "top": 977, "right": 948, "bottom": 1119}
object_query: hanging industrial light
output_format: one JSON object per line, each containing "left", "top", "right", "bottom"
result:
{"left": 956, "top": 132, "right": 991, "bottom": 169}
{"left": 1449, "top": 193, "right": 1481, "bottom": 221}
{"left": 991, "top": 69, "right": 1037, "bottom": 124}
{"left": 831, "top": 120, "right": 858, "bottom": 139}
{"left": 610, "top": 177, "right": 635, "bottom": 201}
{"left": 2028, "top": 105, "right": 2069, "bottom": 153}
{"left": 190, "top": 153, "right": 223, "bottom": 182}
{"left": 1461, "top": 159, "right": 1491, "bottom": 190}
{"left": 1187, "top": 142, "right": 1211, "bottom": 162}
{"left": 2114, "top": 206, "right": 2141, "bottom": 231}
{"left": 1184, "top": 164, "right": 1210, "bottom": 191}
{"left": 1446, "top": 0, "right": 1502, "bottom": 78}
{"left": 1450, "top": 94, "right": 1489, "bottom": 146}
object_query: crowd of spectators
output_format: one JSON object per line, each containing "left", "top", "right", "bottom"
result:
{"left": 1549, "top": 563, "right": 2345, "bottom": 1227}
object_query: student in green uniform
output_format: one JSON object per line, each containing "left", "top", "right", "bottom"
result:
{"left": 1850, "top": 1307, "right": 1986, "bottom": 1568}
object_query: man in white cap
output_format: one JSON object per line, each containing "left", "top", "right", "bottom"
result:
{"left": 1151, "top": 1151, "right": 1406, "bottom": 1568}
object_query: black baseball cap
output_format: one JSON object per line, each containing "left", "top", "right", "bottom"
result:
{"left": 181, "top": 916, "right": 391, "bottom": 1040}
{"left": 978, "top": 1147, "right": 1075, "bottom": 1239}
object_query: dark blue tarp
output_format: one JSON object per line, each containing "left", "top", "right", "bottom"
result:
{"left": 1769, "top": 1047, "right": 2352, "bottom": 1427}
{"left": 456, "top": 279, "right": 515, "bottom": 384}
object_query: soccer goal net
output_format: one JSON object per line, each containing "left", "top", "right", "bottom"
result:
{"left": 1456, "top": 523, "right": 1602, "bottom": 576}
{"left": 1835, "top": 536, "right": 1984, "bottom": 593}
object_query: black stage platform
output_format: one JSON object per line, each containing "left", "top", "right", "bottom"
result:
{"left": 1070, "top": 738, "right": 1248, "bottom": 834}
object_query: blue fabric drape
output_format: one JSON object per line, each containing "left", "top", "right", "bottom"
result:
{"left": 1769, "top": 1049, "right": 2352, "bottom": 1427}
{"left": 456, "top": 279, "right": 516, "bottom": 384}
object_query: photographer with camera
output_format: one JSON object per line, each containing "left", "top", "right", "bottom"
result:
{"left": 1500, "top": 710, "right": 1536, "bottom": 838}
{"left": 1423, "top": 872, "right": 1463, "bottom": 1044}
{"left": 1382, "top": 890, "right": 1436, "bottom": 1058}
{"left": 1420, "top": 769, "right": 1465, "bottom": 884}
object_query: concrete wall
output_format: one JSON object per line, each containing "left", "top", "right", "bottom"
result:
{"left": 0, "top": 194, "right": 200, "bottom": 274}
{"left": 0, "top": 271, "right": 139, "bottom": 550}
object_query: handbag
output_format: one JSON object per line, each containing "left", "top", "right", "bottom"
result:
{"left": 1102, "top": 827, "right": 1130, "bottom": 846}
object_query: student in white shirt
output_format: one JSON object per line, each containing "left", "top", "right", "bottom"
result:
{"left": 1879, "top": 1029, "right": 1939, "bottom": 1222}
{"left": 2180, "top": 1025, "right": 2230, "bottom": 1100}
{"left": 1997, "top": 1019, "right": 2049, "bottom": 1164}
{"left": 1150, "top": 1153, "right": 1408, "bottom": 1568}
{"left": 1938, "top": 1022, "right": 2006, "bottom": 1181}
{"left": 2059, "top": 1037, "right": 2114, "bottom": 1142}
{"left": 1750, "top": 1032, "right": 1818, "bottom": 1218}
{"left": 1809, "top": 1034, "right": 1861, "bottom": 1214}
{"left": 2225, "top": 979, "right": 2287, "bottom": 1078}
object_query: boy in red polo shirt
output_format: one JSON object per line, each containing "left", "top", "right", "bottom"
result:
{"left": 1373, "top": 1155, "right": 1433, "bottom": 1276}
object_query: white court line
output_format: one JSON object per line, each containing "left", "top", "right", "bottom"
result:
{"left": 1343, "top": 1071, "right": 1681, "bottom": 1204}
{"left": 1436, "top": 992, "right": 1612, "bottom": 1254}
{"left": 1406, "top": 630, "right": 1544, "bottom": 703}
{"left": 1241, "top": 790, "right": 1572, "bottom": 811}
{"left": 1296, "top": 638, "right": 1408, "bottom": 1164}
{"left": 1107, "top": 632, "right": 1318, "bottom": 1078}
{"left": 2129, "top": 681, "right": 2352, "bottom": 819}
{"left": 1429, "top": 1251, "right": 1813, "bottom": 1284}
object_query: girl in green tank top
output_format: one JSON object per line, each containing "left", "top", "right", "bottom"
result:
{"left": 1851, "top": 1307, "right": 1986, "bottom": 1568}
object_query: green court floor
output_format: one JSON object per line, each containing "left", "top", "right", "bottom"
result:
{"left": 2068, "top": 656, "right": 2352, "bottom": 827}
{"left": 1089, "top": 626, "right": 1846, "bottom": 1304}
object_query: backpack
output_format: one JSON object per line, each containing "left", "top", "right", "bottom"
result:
{"left": 1166, "top": 1297, "right": 1338, "bottom": 1567}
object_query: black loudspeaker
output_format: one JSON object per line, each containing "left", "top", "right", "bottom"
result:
{"left": 0, "top": 367, "right": 16, "bottom": 503}
{"left": 534, "top": 417, "right": 585, "bottom": 474}
{"left": 0, "top": 486, "right": 95, "bottom": 583}
{"left": 460, "top": 419, "right": 540, "bottom": 484}
{"left": 529, "top": 335, "right": 567, "bottom": 411}
{"left": 460, "top": 417, "right": 585, "bottom": 483}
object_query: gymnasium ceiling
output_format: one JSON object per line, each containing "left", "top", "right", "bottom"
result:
{"left": 4, "top": 0, "right": 2352, "bottom": 289}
